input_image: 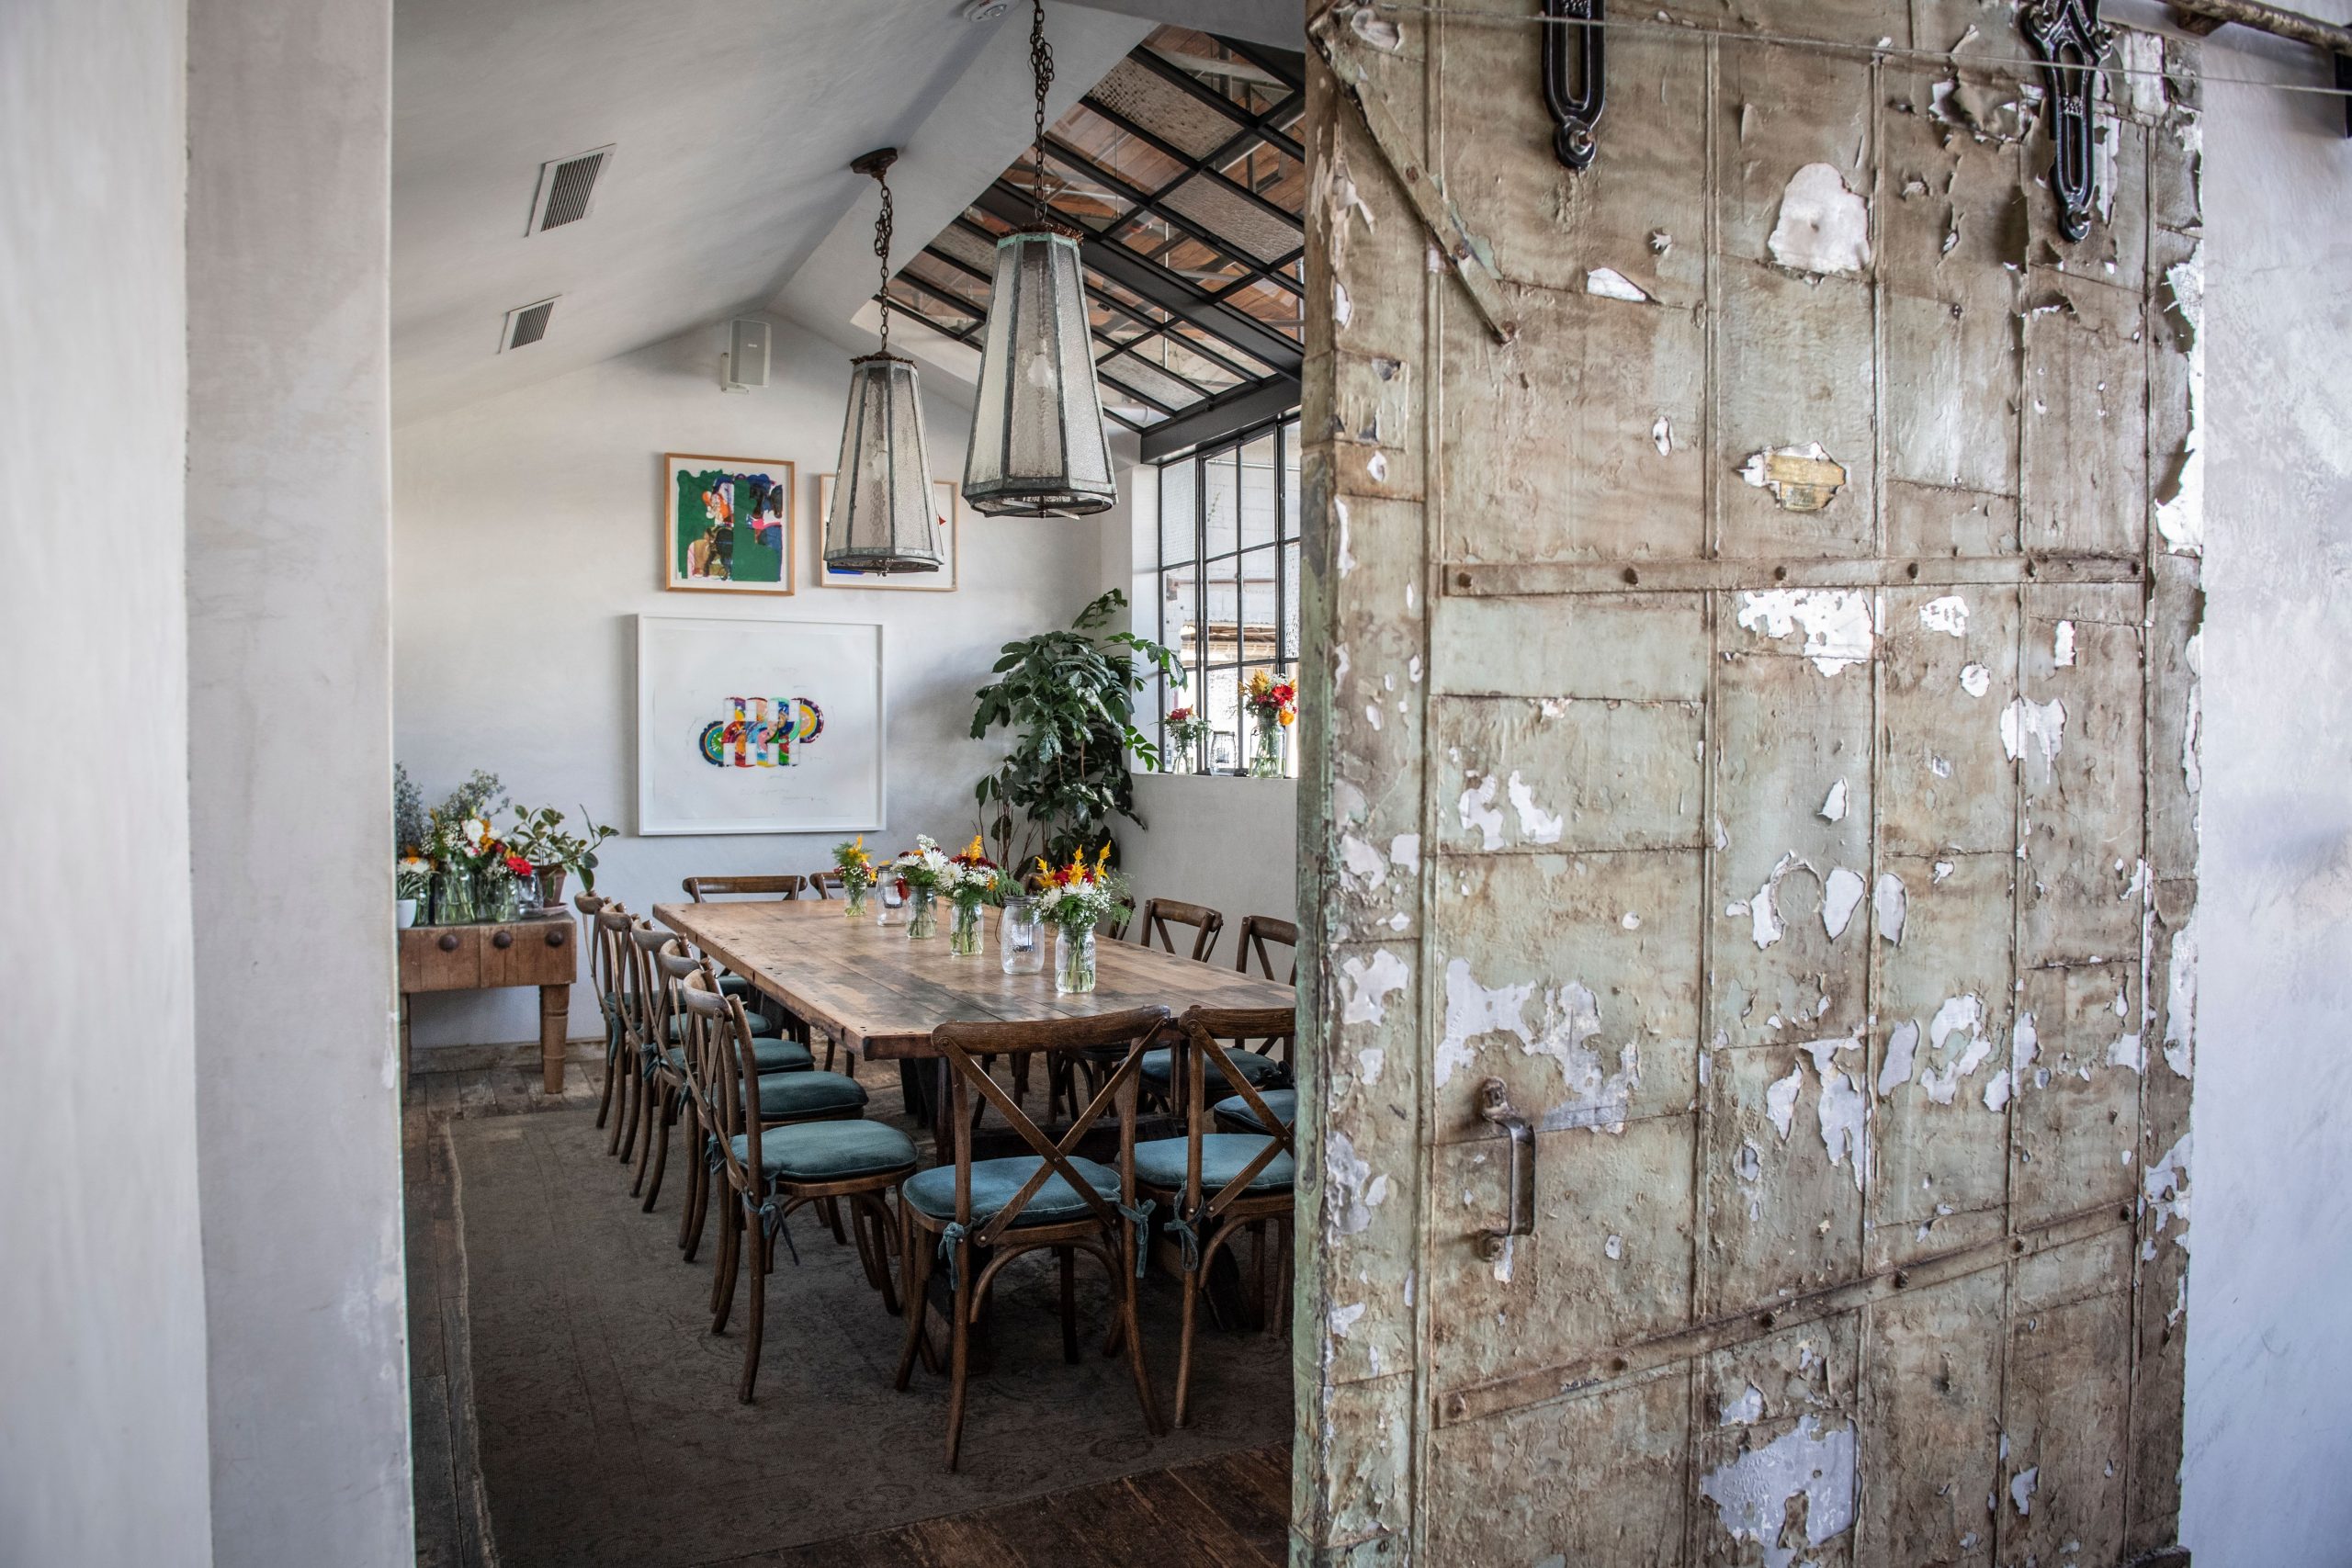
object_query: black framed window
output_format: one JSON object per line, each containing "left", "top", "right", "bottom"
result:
{"left": 1154, "top": 413, "right": 1301, "bottom": 776}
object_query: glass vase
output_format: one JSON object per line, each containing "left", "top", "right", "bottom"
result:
{"left": 906, "top": 886, "right": 939, "bottom": 940}
{"left": 483, "top": 873, "right": 520, "bottom": 923}
{"left": 1001, "top": 897, "right": 1045, "bottom": 974}
{"left": 842, "top": 882, "right": 870, "bottom": 919}
{"left": 1054, "top": 922, "right": 1099, "bottom": 995}
{"left": 949, "top": 900, "right": 984, "bottom": 956}
{"left": 433, "top": 866, "right": 478, "bottom": 925}
{"left": 1249, "top": 716, "right": 1284, "bottom": 778}
{"left": 876, "top": 878, "right": 907, "bottom": 927}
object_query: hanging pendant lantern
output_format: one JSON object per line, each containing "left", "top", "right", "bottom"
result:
{"left": 826, "top": 148, "right": 944, "bottom": 576}
{"left": 961, "top": 0, "right": 1116, "bottom": 518}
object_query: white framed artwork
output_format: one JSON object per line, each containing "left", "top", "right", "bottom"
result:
{"left": 634, "top": 614, "right": 886, "bottom": 836}
{"left": 814, "top": 473, "right": 960, "bottom": 591}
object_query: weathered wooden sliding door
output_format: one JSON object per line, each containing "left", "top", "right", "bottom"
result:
{"left": 1293, "top": 3, "right": 2200, "bottom": 1562}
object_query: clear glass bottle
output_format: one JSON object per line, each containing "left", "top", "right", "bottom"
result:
{"left": 1000, "top": 897, "right": 1045, "bottom": 975}
{"left": 949, "top": 899, "right": 984, "bottom": 956}
{"left": 1054, "top": 921, "right": 1098, "bottom": 995}
{"left": 434, "top": 865, "right": 478, "bottom": 925}
{"left": 876, "top": 877, "right": 907, "bottom": 927}
{"left": 842, "top": 879, "right": 870, "bottom": 919}
{"left": 1249, "top": 716, "right": 1283, "bottom": 778}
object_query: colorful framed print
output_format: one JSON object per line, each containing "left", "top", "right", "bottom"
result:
{"left": 664, "top": 453, "right": 797, "bottom": 594}
{"left": 814, "top": 474, "right": 960, "bottom": 592}
{"left": 634, "top": 614, "right": 885, "bottom": 835}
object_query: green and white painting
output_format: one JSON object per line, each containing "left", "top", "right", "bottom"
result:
{"left": 664, "top": 453, "right": 795, "bottom": 594}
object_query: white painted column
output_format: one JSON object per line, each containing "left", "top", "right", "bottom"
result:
{"left": 185, "top": 0, "right": 412, "bottom": 1561}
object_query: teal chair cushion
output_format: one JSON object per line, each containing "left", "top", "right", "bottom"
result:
{"left": 668, "top": 1010, "right": 780, "bottom": 1041}
{"left": 718, "top": 973, "right": 753, "bottom": 998}
{"left": 753, "top": 1070, "right": 866, "bottom": 1120}
{"left": 1138, "top": 1045, "right": 1285, "bottom": 1091}
{"left": 1213, "top": 1087, "right": 1296, "bottom": 1133}
{"left": 902, "top": 1155, "right": 1121, "bottom": 1227}
{"left": 1132, "top": 1134, "right": 1295, "bottom": 1196}
{"left": 657, "top": 1036, "right": 814, "bottom": 1076}
{"left": 730, "top": 1119, "right": 914, "bottom": 1182}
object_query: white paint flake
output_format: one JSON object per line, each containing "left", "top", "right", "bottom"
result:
{"left": 1604, "top": 1233, "right": 1623, "bottom": 1260}
{"left": 1652, "top": 415, "right": 1673, "bottom": 456}
{"left": 1340, "top": 949, "right": 1410, "bottom": 1027}
{"left": 1329, "top": 1302, "right": 1366, "bottom": 1337}
{"left": 1699, "top": 1416, "right": 1859, "bottom": 1568}
{"left": 1879, "top": 1021, "right": 1920, "bottom": 1096}
{"left": 2055, "top": 620, "right": 2077, "bottom": 667}
{"left": 1735, "top": 1139, "right": 1763, "bottom": 1181}
{"left": 2143, "top": 1134, "right": 2191, "bottom": 1257}
{"left": 1874, "top": 873, "right": 1907, "bottom": 945}
{"left": 1747, "top": 852, "right": 1802, "bottom": 949}
{"left": 1918, "top": 594, "right": 1971, "bottom": 637}
{"left": 1334, "top": 497, "right": 1356, "bottom": 576}
{"left": 1736, "top": 589, "right": 1874, "bottom": 675}
{"left": 2155, "top": 252, "right": 2205, "bottom": 557}
{"left": 1587, "top": 266, "right": 1650, "bottom": 301}
{"left": 1918, "top": 995, "right": 1994, "bottom": 1105}
{"left": 1987, "top": 1011, "right": 2039, "bottom": 1112}
{"left": 2011, "top": 1466, "right": 2040, "bottom": 1517}
{"left": 1456, "top": 772, "right": 1506, "bottom": 851}
{"left": 1357, "top": 1047, "right": 1385, "bottom": 1086}
{"left": 1819, "top": 778, "right": 1849, "bottom": 822}
{"left": 1720, "top": 1383, "right": 1767, "bottom": 1427}
{"left": 2165, "top": 919, "right": 2197, "bottom": 1077}
{"left": 1960, "top": 662, "right": 1992, "bottom": 698}
{"left": 1768, "top": 163, "right": 1873, "bottom": 277}
{"left": 2001, "top": 696, "right": 2067, "bottom": 761}
{"left": 1325, "top": 1130, "right": 1375, "bottom": 1236}
{"left": 1388, "top": 833, "right": 1419, "bottom": 874}
{"left": 1436, "top": 959, "right": 1531, "bottom": 1088}
{"left": 1340, "top": 831, "right": 1387, "bottom": 889}
{"left": 1508, "top": 771, "right": 1566, "bottom": 844}
{"left": 1765, "top": 1066, "right": 1805, "bottom": 1141}
{"left": 1806, "top": 1035, "right": 1869, "bottom": 1187}
{"left": 1822, "top": 867, "right": 1866, "bottom": 939}
{"left": 2107, "top": 1031, "right": 2144, "bottom": 1073}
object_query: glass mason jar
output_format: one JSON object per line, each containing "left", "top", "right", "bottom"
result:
{"left": 876, "top": 878, "right": 907, "bottom": 926}
{"left": 483, "top": 872, "right": 520, "bottom": 923}
{"left": 1001, "top": 897, "right": 1045, "bottom": 974}
{"left": 1249, "top": 714, "right": 1284, "bottom": 777}
{"left": 842, "top": 879, "right": 870, "bottom": 919}
{"left": 1054, "top": 921, "right": 1099, "bottom": 995}
{"left": 434, "top": 865, "right": 479, "bottom": 925}
{"left": 906, "top": 886, "right": 939, "bottom": 940}
{"left": 949, "top": 899, "right": 984, "bottom": 956}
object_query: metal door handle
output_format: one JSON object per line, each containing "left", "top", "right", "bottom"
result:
{"left": 1476, "top": 1077, "right": 1533, "bottom": 1259}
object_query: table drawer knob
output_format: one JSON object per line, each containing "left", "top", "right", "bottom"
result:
{"left": 437, "top": 933, "right": 460, "bottom": 952}
{"left": 492, "top": 931, "right": 514, "bottom": 949}
{"left": 545, "top": 927, "right": 568, "bottom": 947}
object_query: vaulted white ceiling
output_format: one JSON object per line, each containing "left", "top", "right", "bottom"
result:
{"left": 390, "top": 0, "right": 1294, "bottom": 426}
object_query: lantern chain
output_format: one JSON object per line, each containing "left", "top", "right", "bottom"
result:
{"left": 1029, "top": 0, "right": 1055, "bottom": 223}
{"left": 871, "top": 161, "right": 895, "bottom": 356}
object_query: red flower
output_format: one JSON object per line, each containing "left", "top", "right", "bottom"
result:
{"left": 1168, "top": 706, "right": 1192, "bottom": 724}
{"left": 504, "top": 852, "right": 535, "bottom": 877}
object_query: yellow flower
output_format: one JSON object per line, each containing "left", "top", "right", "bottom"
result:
{"left": 1094, "top": 842, "right": 1112, "bottom": 874}
{"left": 964, "top": 834, "right": 986, "bottom": 862}
{"left": 1247, "top": 670, "right": 1272, "bottom": 700}
{"left": 1278, "top": 709, "right": 1295, "bottom": 728}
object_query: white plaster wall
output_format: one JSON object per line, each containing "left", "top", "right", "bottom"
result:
{"left": 0, "top": 2, "right": 215, "bottom": 1562}
{"left": 2183, "top": 16, "right": 2352, "bottom": 1563}
{"left": 184, "top": 0, "right": 413, "bottom": 1562}
{"left": 1116, "top": 774, "right": 1301, "bottom": 938}
{"left": 393, "top": 314, "right": 1108, "bottom": 1047}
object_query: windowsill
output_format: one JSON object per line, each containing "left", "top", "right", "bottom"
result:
{"left": 1130, "top": 768, "right": 1297, "bottom": 784}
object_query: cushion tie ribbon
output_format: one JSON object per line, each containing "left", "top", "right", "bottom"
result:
{"left": 1115, "top": 1199, "right": 1157, "bottom": 1278}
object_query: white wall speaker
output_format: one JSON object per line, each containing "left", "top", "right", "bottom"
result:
{"left": 721, "top": 317, "right": 771, "bottom": 391}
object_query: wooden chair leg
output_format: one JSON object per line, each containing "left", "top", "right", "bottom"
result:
{"left": 711, "top": 1195, "right": 741, "bottom": 1331}
{"left": 740, "top": 1214, "right": 768, "bottom": 1404}
{"left": 892, "top": 1208, "right": 931, "bottom": 1392}
{"left": 613, "top": 1056, "right": 641, "bottom": 1158}
{"left": 1057, "top": 1245, "right": 1080, "bottom": 1365}
{"left": 1118, "top": 1224, "right": 1164, "bottom": 1438}
{"left": 944, "top": 1252, "right": 974, "bottom": 1472}
{"left": 630, "top": 1078, "right": 662, "bottom": 1198}
{"left": 675, "top": 1103, "right": 702, "bottom": 1250}
{"left": 819, "top": 1196, "right": 847, "bottom": 1245}
{"left": 1011, "top": 1050, "right": 1032, "bottom": 1108}
{"left": 594, "top": 1024, "right": 619, "bottom": 1130}
{"left": 641, "top": 1088, "right": 675, "bottom": 1212}
{"left": 1175, "top": 1257, "right": 1201, "bottom": 1428}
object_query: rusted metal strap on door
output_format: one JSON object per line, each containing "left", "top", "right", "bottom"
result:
{"left": 1445, "top": 551, "right": 2149, "bottom": 596}
{"left": 1437, "top": 1199, "right": 2130, "bottom": 1428}
{"left": 1308, "top": 3, "right": 1518, "bottom": 344}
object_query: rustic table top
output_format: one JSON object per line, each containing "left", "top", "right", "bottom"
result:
{"left": 650, "top": 899, "right": 1295, "bottom": 1059}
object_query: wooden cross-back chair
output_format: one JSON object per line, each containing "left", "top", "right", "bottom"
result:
{"left": 679, "top": 973, "right": 913, "bottom": 1404}
{"left": 805, "top": 870, "right": 847, "bottom": 899}
{"left": 1134, "top": 1004, "right": 1298, "bottom": 1427}
{"left": 593, "top": 908, "right": 648, "bottom": 1156}
{"left": 1136, "top": 897, "right": 1225, "bottom": 963}
{"left": 893, "top": 1006, "right": 1171, "bottom": 1471}
{"left": 575, "top": 892, "right": 618, "bottom": 1114}
{"left": 1233, "top": 915, "right": 1298, "bottom": 985}
{"left": 683, "top": 874, "right": 808, "bottom": 902}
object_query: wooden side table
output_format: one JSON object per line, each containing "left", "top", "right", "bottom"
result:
{"left": 398, "top": 913, "right": 578, "bottom": 1090}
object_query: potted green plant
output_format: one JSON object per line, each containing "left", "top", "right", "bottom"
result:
{"left": 505, "top": 804, "right": 619, "bottom": 908}
{"left": 968, "top": 589, "right": 1181, "bottom": 871}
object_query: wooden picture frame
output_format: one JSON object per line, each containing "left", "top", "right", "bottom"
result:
{"left": 663, "top": 453, "right": 797, "bottom": 595}
{"left": 814, "top": 473, "right": 960, "bottom": 592}
{"left": 634, "top": 613, "right": 886, "bottom": 835}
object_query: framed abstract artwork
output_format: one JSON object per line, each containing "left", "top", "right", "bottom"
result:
{"left": 634, "top": 614, "right": 886, "bottom": 835}
{"left": 664, "top": 453, "right": 797, "bottom": 594}
{"left": 814, "top": 473, "right": 960, "bottom": 592}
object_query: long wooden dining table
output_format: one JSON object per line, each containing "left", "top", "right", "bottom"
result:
{"left": 650, "top": 898, "right": 1295, "bottom": 1151}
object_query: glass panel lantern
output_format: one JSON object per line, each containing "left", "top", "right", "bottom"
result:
{"left": 963, "top": 227, "right": 1117, "bottom": 517}
{"left": 826, "top": 352, "right": 943, "bottom": 573}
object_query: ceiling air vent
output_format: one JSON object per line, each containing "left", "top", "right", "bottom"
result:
{"left": 526, "top": 145, "right": 614, "bottom": 234}
{"left": 500, "top": 297, "right": 558, "bottom": 352}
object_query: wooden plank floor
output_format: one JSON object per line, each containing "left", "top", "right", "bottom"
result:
{"left": 403, "top": 1042, "right": 1294, "bottom": 1568}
